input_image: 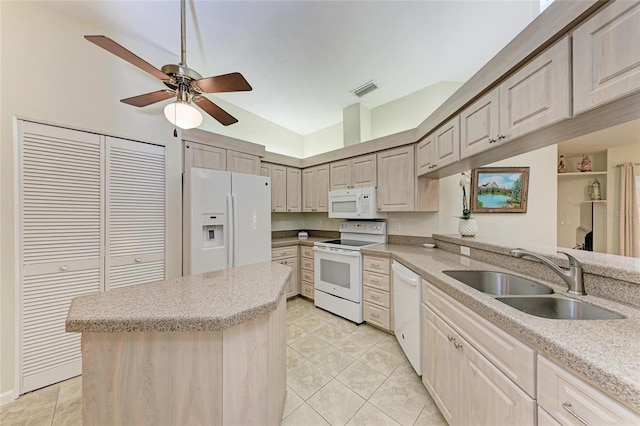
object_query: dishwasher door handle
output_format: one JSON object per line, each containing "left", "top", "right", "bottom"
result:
{"left": 392, "top": 263, "right": 420, "bottom": 286}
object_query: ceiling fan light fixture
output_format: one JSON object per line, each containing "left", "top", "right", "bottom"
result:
{"left": 164, "top": 101, "right": 203, "bottom": 129}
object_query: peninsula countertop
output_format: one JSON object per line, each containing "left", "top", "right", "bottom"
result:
{"left": 66, "top": 261, "right": 291, "bottom": 333}
{"left": 363, "top": 243, "right": 640, "bottom": 414}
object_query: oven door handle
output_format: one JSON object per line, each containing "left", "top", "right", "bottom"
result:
{"left": 313, "top": 246, "right": 361, "bottom": 257}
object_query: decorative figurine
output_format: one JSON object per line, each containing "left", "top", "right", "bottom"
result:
{"left": 576, "top": 154, "right": 592, "bottom": 172}
{"left": 557, "top": 155, "right": 567, "bottom": 173}
{"left": 589, "top": 179, "right": 602, "bottom": 201}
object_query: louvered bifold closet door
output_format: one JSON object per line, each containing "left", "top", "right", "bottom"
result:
{"left": 106, "top": 137, "right": 166, "bottom": 290}
{"left": 19, "top": 121, "right": 103, "bottom": 393}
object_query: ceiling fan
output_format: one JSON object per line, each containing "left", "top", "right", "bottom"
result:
{"left": 85, "top": 0, "right": 251, "bottom": 130}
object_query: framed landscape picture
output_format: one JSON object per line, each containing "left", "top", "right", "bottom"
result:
{"left": 470, "top": 167, "right": 529, "bottom": 213}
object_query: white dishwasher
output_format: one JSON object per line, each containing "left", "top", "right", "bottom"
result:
{"left": 392, "top": 260, "right": 422, "bottom": 375}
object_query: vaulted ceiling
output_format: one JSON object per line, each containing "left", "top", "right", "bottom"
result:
{"left": 36, "top": 1, "right": 539, "bottom": 135}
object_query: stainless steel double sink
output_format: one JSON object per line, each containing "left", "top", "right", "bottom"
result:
{"left": 442, "top": 270, "right": 624, "bottom": 320}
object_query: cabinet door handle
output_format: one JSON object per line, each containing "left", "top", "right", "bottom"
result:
{"left": 447, "top": 335, "right": 456, "bottom": 342}
{"left": 371, "top": 313, "right": 380, "bottom": 319}
{"left": 488, "top": 138, "right": 497, "bottom": 144}
{"left": 60, "top": 265, "right": 69, "bottom": 271}
{"left": 454, "top": 342, "right": 463, "bottom": 349}
{"left": 497, "top": 134, "right": 506, "bottom": 140}
{"left": 561, "top": 403, "right": 590, "bottom": 426}
{"left": 371, "top": 294, "right": 380, "bottom": 300}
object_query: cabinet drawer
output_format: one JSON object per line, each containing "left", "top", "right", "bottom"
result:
{"left": 363, "top": 256, "right": 390, "bottom": 275}
{"left": 301, "top": 246, "right": 314, "bottom": 258}
{"left": 301, "top": 258, "right": 314, "bottom": 271}
{"left": 271, "top": 246, "right": 298, "bottom": 261}
{"left": 363, "top": 302, "right": 390, "bottom": 330}
{"left": 537, "top": 407, "right": 561, "bottom": 426}
{"left": 426, "top": 283, "right": 536, "bottom": 397}
{"left": 301, "top": 269, "right": 314, "bottom": 283}
{"left": 538, "top": 355, "right": 640, "bottom": 425}
{"left": 363, "top": 270, "right": 390, "bottom": 291}
{"left": 301, "top": 282, "right": 314, "bottom": 299}
{"left": 363, "top": 286, "right": 390, "bottom": 308}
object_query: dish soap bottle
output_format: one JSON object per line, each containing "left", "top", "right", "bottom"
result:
{"left": 557, "top": 155, "right": 567, "bottom": 173}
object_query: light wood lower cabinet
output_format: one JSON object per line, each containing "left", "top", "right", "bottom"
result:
{"left": 300, "top": 245, "right": 314, "bottom": 300}
{"left": 422, "top": 283, "right": 535, "bottom": 426}
{"left": 362, "top": 255, "right": 392, "bottom": 331}
{"left": 537, "top": 355, "right": 640, "bottom": 425}
{"left": 272, "top": 246, "right": 299, "bottom": 298}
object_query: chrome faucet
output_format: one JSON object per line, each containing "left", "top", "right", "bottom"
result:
{"left": 510, "top": 248, "right": 586, "bottom": 295}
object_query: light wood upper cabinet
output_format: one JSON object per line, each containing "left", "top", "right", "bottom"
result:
{"left": 351, "top": 154, "right": 377, "bottom": 188}
{"left": 416, "top": 134, "right": 435, "bottom": 175}
{"left": 302, "top": 164, "right": 329, "bottom": 212}
{"left": 573, "top": 1, "right": 640, "bottom": 115}
{"left": 183, "top": 141, "right": 261, "bottom": 175}
{"left": 500, "top": 36, "right": 571, "bottom": 140}
{"left": 184, "top": 141, "right": 226, "bottom": 172}
{"left": 460, "top": 88, "right": 502, "bottom": 159}
{"left": 263, "top": 163, "right": 302, "bottom": 212}
{"left": 431, "top": 116, "right": 460, "bottom": 171}
{"left": 286, "top": 167, "right": 302, "bottom": 212}
{"left": 329, "top": 154, "right": 377, "bottom": 190}
{"left": 377, "top": 146, "right": 415, "bottom": 212}
{"left": 226, "top": 150, "right": 260, "bottom": 175}
{"left": 263, "top": 163, "right": 286, "bottom": 212}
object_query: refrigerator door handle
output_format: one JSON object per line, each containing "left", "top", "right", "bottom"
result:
{"left": 227, "top": 194, "right": 234, "bottom": 269}
{"left": 232, "top": 194, "right": 239, "bottom": 267}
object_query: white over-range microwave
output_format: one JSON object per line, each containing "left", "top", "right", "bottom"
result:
{"left": 328, "top": 187, "right": 388, "bottom": 219}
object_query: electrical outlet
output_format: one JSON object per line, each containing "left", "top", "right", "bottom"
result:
{"left": 394, "top": 221, "right": 401, "bottom": 231}
{"left": 460, "top": 246, "right": 471, "bottom": 256}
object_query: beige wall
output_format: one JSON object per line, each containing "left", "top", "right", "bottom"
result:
{"left": 437, "top": 145, "right": 558, "bottom": 245}
{"left": 370, "top": 81, "right": 463, "bottom": 139}
{"left": 303, "top": 122, "right": 343, "bottom": 158}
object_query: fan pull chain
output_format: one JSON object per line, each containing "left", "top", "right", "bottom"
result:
{"left": 173, "top": 102, "right": 178, "bottom": 137}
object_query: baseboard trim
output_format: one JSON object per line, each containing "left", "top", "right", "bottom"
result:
{"left": 0, "top": 389, "right": 16, "bottom": 406}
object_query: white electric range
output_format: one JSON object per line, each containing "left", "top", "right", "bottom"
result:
{"left": 313, "top": 221, "right": 387, "bottom": 323}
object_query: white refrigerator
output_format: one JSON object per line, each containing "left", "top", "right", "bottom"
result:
{"left": 183, "top": 168, "right": 271, "bottom": 275}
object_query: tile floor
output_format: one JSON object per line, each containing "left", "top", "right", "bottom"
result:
{"left": 0, "top": 297, "right": 446, "bottom": 426}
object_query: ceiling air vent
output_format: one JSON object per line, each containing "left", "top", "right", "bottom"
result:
{"left": 351, "top": 80, "right": 379, "bottom": 98}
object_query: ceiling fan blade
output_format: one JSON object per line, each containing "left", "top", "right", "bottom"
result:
{"left": 85, "top": 35, "right": 171, "bottom": 81}
{"left": 194, "top": 96, "right": 238, "bottom": 126}
{"left": 121, "top": 90, "right": 175, "bottom": 107}
{"left": 193, "top": 72, "right": 252, "bottom": 93}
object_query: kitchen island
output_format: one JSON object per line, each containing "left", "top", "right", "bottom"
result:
{"left": 66, "top": 261, "right": 291, "bottom": 426}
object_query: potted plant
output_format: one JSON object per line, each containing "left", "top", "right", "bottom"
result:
{"left": 457, "top": 172, "right": 478, "bottom": 237}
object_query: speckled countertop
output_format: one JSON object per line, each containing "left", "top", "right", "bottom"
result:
{"left": 363, "top": 243, "right": 640, "bottom": 414}
{"left": 271, "top": 236, "right": 329, "bottom": 248}
{"left": 66, "top": 262, "right": 291, "bottom": 333}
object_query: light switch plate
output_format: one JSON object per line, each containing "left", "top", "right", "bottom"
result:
{"left": 460, "top": 246, "right": 471, "bottom": 256}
